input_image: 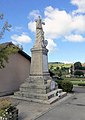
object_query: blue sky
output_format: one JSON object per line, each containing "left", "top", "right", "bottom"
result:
{"left": 0, "top": 0, "right": 85, "bottom": 63}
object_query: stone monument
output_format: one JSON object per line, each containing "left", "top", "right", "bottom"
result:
{"left": 14, "top": 16, "right": 66, "bottom": 104}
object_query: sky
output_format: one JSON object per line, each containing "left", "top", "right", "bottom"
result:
{"left": 0, "top": 0, "right": 85, "bottom": 63}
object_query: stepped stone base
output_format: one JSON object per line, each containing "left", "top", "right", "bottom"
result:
{"left": 13, "top": 76, "right": 67, "bottom": 104}
{"left": 13, "top": 89, "right": 67, "bottom": 104}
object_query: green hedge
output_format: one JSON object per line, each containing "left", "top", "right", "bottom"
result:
{"left": 56, "top": 80, "right": 73, "bottom": 92}
{"left": 78, "top": 83, "right": 85, "bottom": 86}
{"left": 56, "top": 80, "right": 62, "bottom": 89}
{"left": 61, "top": 80, "right": 73, "bottom": 92}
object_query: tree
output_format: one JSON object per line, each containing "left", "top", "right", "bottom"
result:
{"left": 0, "top": 14, "right": 20, "bottom": 68}
{"left": 70, "top": 65, "right": 74, "bottom": 75}
{"left": 49, "top": 65, "right": 54, "bottom": 71}
{"left": 0, "top": 13, "right": 11, "bottom": 39}
{"left": 49, "top": 70, "right": 55, "bottom": 77}
{"left": 74, "top": 62, "right": 82, "bottom": 70}
{"left": 58, "top": 70, "right": 62, "bottom": 77}
{"left": 0, "top": 43, "right": 20, "bottom": 68}
{"left": 74, "top": 70, "right": 84, "bottom": 77}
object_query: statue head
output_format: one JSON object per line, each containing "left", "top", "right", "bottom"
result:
{"left": 35, "top": 16, "right": 45, "bottom": 29}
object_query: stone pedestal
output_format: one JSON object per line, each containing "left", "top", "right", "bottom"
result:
{"left": 30, "top": 47, "right": 49, "bottom": 76}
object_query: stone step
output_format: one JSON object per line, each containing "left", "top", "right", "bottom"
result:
{"left": 20, "top": 83, "right": 47, "bottom": 90}
{"left": 20, "top": 87, "right": 47, "bottom": 94}
{"left": 14, "top": 89, "right": 63, "bottom": 101}
{"left": 10, "top": 95, "right": 50, "bottom": 104}
{"left": 20, "top": 81, "right": 51, "bottom": 91}
{"left": 14, "top": 91, "right": 48, "bottom": 100}
{"left": 20, "top": 86, "right": 59, "bottom": 95}
{"left": 47, "top": 89, "right": 62, "bottom": 99}
{"left": 48, "top": 92, "right": 67, "bottom": 104}
{"left": 25, "top": 77, "right": 51, "bottom": 85}
{"left": 11, "top": 92, "right": 67, "bottom": 104}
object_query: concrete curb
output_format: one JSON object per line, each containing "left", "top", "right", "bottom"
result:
{"left": 31, "top": 93, "right": 75, "bottom": 120}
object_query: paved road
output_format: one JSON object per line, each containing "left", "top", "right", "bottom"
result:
{"left": 73, "top": 86, "right": 85, "bottom": 93}
{"left": 36, "top": 86, "right": 85, "bottom": 120}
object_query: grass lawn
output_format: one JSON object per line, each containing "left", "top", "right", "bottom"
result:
{"left": 71, "top": 80, "right": 85, "bottom": 85}
{"left": 64, "top": 77, "right": 85, "bottom": 81}
{"left": 48, "top": 63, "right": 72, "bottom": 69}
{"left": 64, "top": 77, "right": 85, "bottom": 85}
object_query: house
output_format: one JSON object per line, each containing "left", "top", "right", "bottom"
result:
{"left": 0, "top": 42, "right": 31, "bottom": 96}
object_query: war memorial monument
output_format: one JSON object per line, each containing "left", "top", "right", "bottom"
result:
{"left": 14, "top": 16, "right": 66, "bottom": 104}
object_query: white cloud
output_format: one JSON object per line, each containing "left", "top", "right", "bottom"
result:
{"left": 43, "top": 6, "right": 72, "bottom": 39}
{"left": 11, "top": 33, "right": 31, "bottom": 43}
{"left": 65, "top": 34, "right": 85, "bottom": 42}
{"left": 63, "top": 61, "right": 73, "bottom": 64}
{"left": 71, "top": 15, "right": 85, "bottom": 33}
{"left": 47, "top": 39, "right": 57, "bottom": 52}
{"left": 28, "top": 5, "right": 85, "bottom": 48}
{"left": 28, "top": 10, "right": 41, "bottom": 33}
{"left": 28, "top": 6, "right": 72, "bottom": 40}
{"left": 28, "top": 10, "right": 41, "bottom": 19}
{"left": 28, "top": 6, "right": 72, "bottom": 52}
{"left": 11, "top": 26, "right": 23, "bottom": 32}
{"left": 28, "top": 21, "right": 35, "bottom": 32}
{"left": 71, "top": 0, "right": 85, "bottom": 14}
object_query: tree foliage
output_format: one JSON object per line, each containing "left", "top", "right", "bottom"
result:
{"left": 56, "top": 80, "right": 73, "bottom": 92}
{"left": 0, "top": 13, "right": 21, "bottom": 68}
{"left": 74, "top": 62, "right": 82, "bottom": 70}
{"left": 0, "top": 13, "right": 11, "bottom": 39}
{"left": 57, "top": 70, "right": 62, "bottom": 77}
{"left": 0, "top": 43, "right": 20, "bottom": 68}
{"left": 49, "top": 65, "right": 70, "bottom": 78}
{"left": 61, "top": 80, "right": 73, "bottom": 92}
{"left": 74, "top": 70, "right": 84, "bottom": 77}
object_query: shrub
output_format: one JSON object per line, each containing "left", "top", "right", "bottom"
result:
{"left": 61, "top": 80, "right": 73, "bottom": 92}
{"left": 78, "top": 83, "right": 85, "bottom": 86}
{"left": 74, "top": 70, "right": 84, "bottom": 77}
{"left": 0, "top": 99, "right": 11, "bottom": 110}
{"left": 56, "top": 80, "right": 62, "bottom": 89}
{"left": 0, "top": 98, "right": 18, "bottom": 119}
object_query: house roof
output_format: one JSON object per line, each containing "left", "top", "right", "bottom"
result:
{"left": 0, "top": 42, "right": 31, "bottom": 61}
{"left": 18, "top": 50, "right": 31, "bottom": 61}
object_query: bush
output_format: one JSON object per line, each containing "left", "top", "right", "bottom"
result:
{"left": 0, "top": 99, "right": 11, "bottom": 110}
{"left": 74, "top": 70, "right": 84, "bottom": 77}
{"left": 78, "top": 83, "right": 85, "bottom": 86}
{"left": 56, "top": 80, "right": 63, "bottom": 89}
{"left": 0, "top": 98, "right": 18, "bottom": 119}
{"left": 61, "top": 80, "right": 73, "bottom": 92}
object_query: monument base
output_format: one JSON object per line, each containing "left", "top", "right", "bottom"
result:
{"left": 13, "top": 76, "right": 67, "bottom": 104}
